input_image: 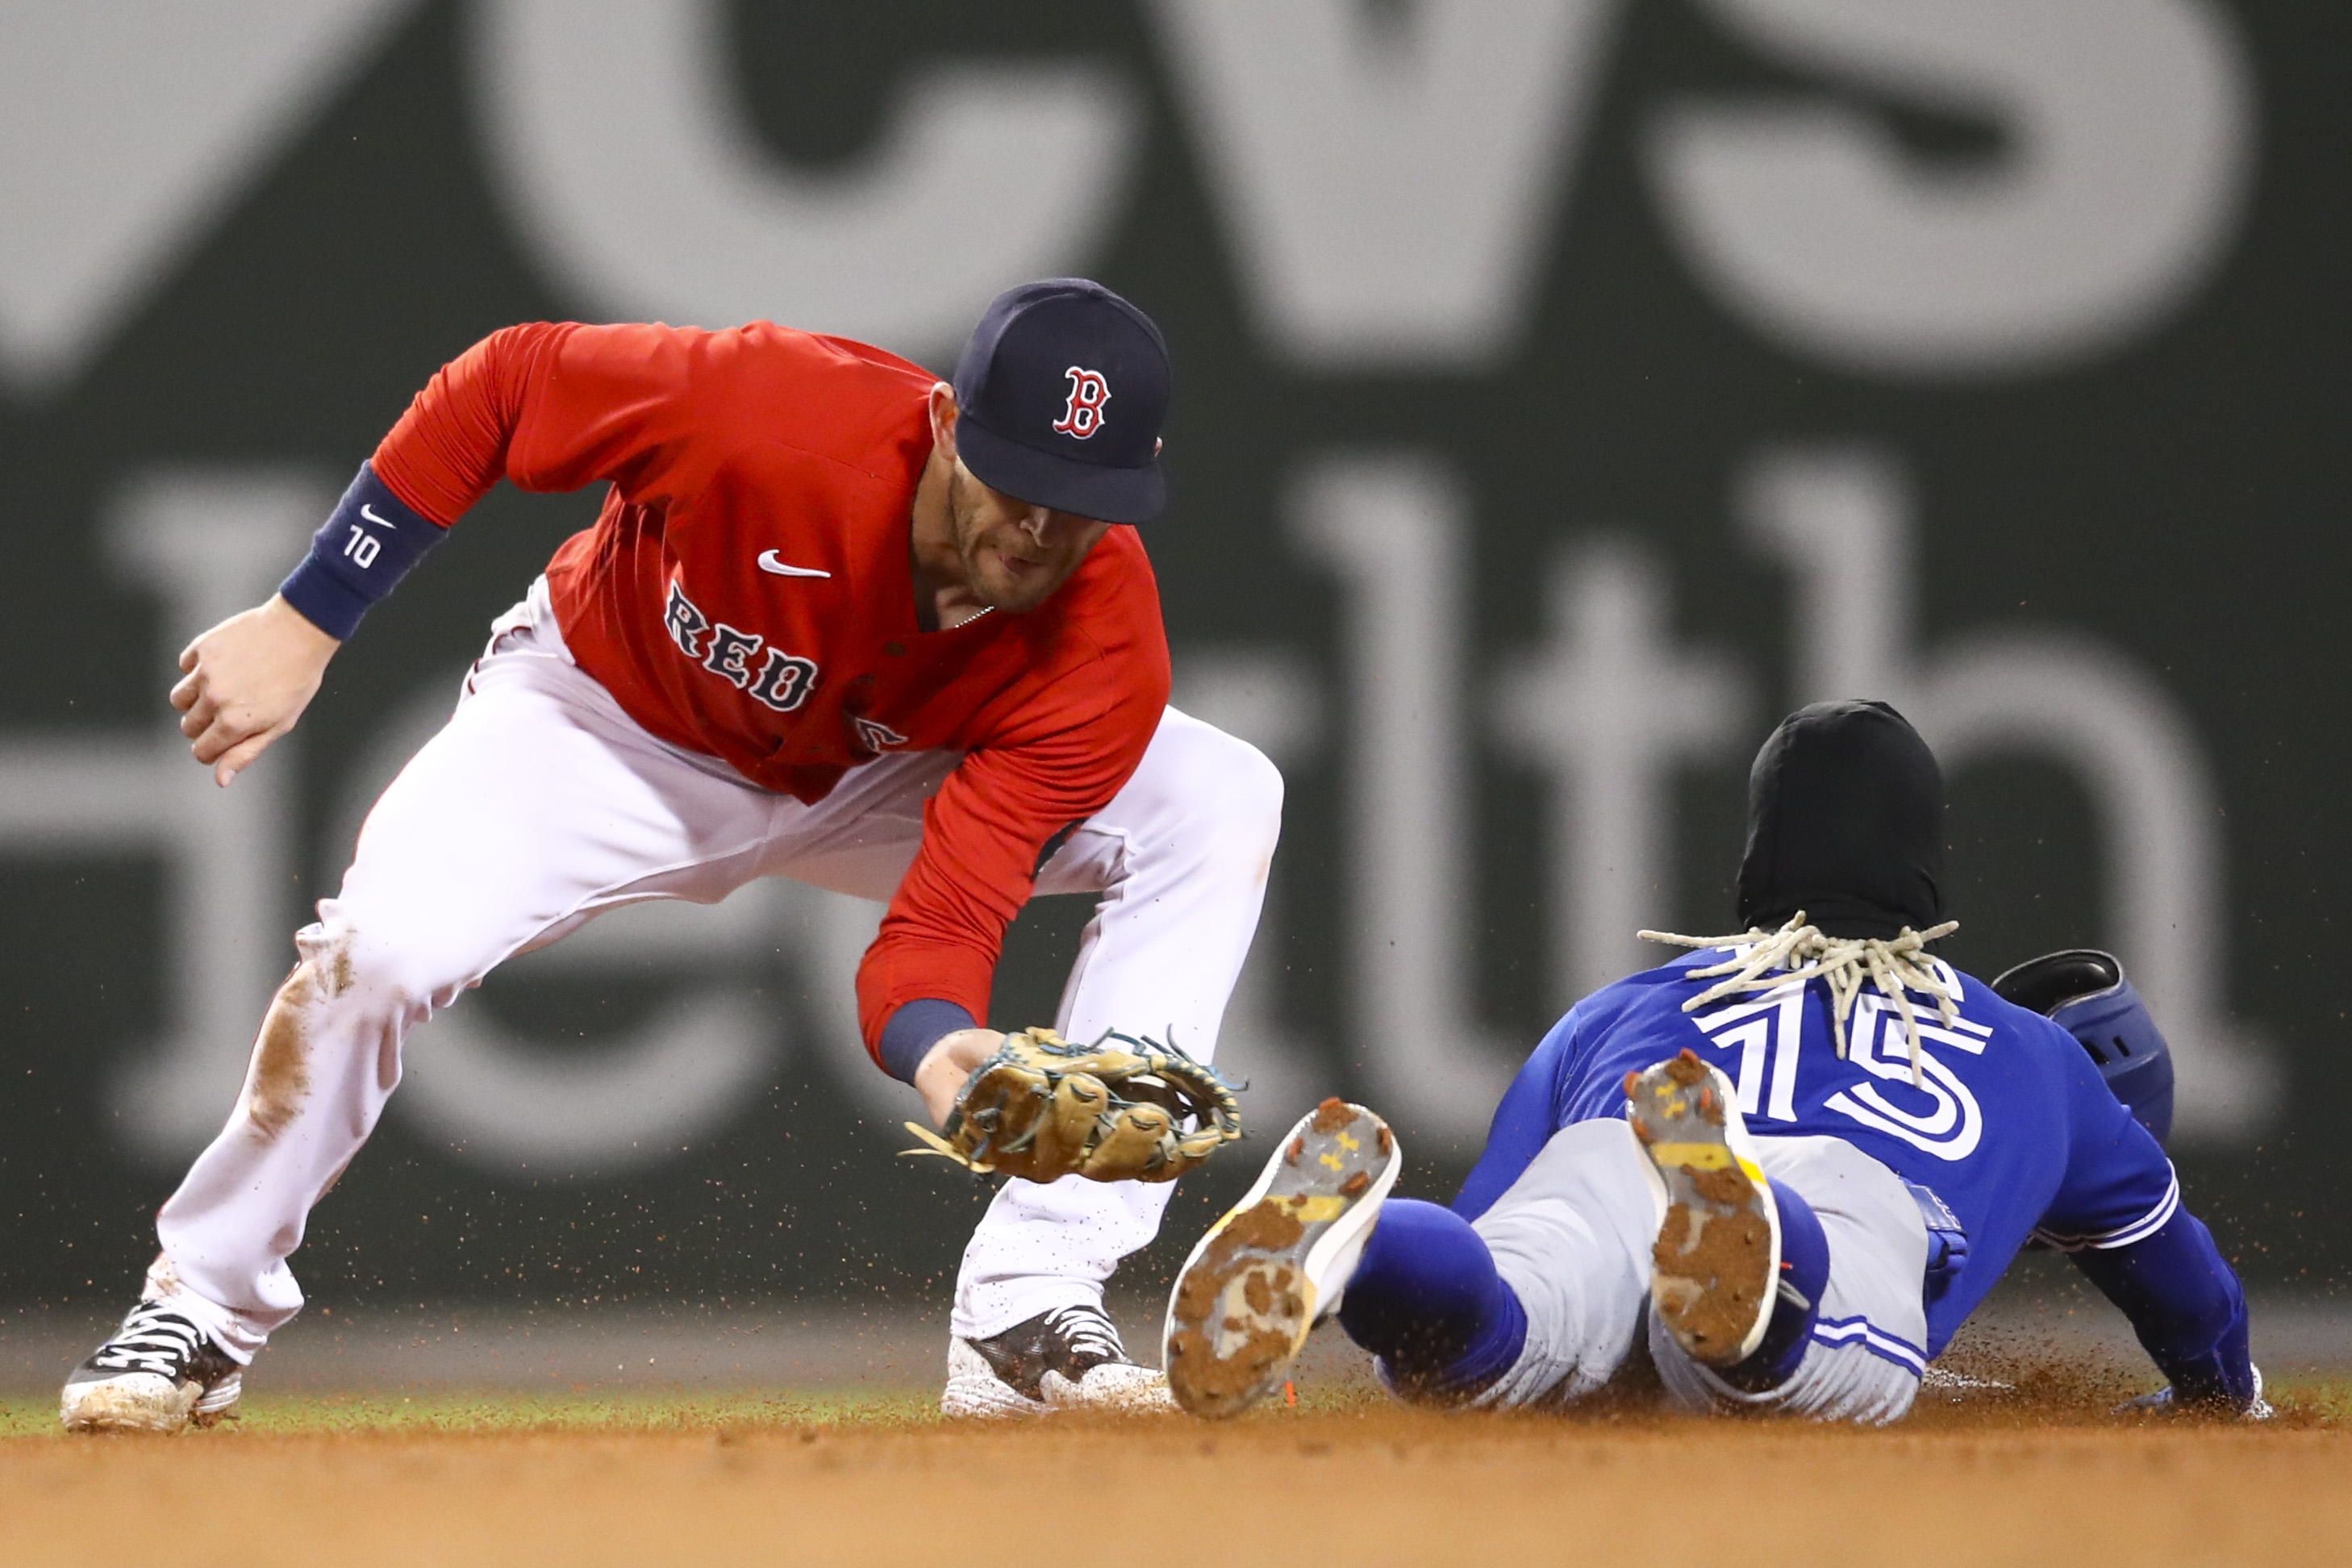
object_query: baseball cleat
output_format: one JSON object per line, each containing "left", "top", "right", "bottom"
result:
{"left": 941, "top": 1304, "right": 1175, "bottom": 1417}
{"left": 1163, "top": 1098, "right": 1401, "bottom": 1420}
{"left": 1627, "top": 1049, "right": 1782, "bottom": 1367}
{"left": 61, "top": 1299, "right": 244, "bottom": 1434}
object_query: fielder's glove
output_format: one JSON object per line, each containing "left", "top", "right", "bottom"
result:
{"left": 903, "top": 1027, "right": 1242, "bottom": 1183}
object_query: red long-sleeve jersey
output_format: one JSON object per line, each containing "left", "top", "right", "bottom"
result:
{"left": 369, "top": 321, "right": 1171, "bottom": 1059}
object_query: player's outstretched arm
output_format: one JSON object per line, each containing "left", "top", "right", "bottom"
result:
{"left": 164, "top": 321, "right": 673, "bottom": 793}
{"left": 2069, "top": 1207, "right": 2269, "bottom": 1417}
{"left": 170, "top": 594, "right": 340, "bottom": 787}
{"left": 2034, "top": 1012, "right": 2266, "bottom": 1416}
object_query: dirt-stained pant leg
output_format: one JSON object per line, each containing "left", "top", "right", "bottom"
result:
{"left": 947, "top": 707, "right": 1284, "bottom": 1341}
{"left": 151, "top": 583, "right": 807, "bottom": 1357}
{"left": 1462, "top": 1121, "right": 1929, "bottom": 1422}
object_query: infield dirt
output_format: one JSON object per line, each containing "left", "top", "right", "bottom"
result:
{"left": 2, "top": 1379, "right": 2344, "bottom": 1568}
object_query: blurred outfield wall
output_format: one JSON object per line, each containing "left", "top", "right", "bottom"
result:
{"left": 0, "top": 1, "right": 2343, "bottom": 1308}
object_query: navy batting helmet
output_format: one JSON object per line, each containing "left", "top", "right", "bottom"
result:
{"left": 1990, "top": 949, "right": 2175, "bottom": 1146}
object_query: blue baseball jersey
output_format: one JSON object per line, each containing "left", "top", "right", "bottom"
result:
{"left": 1456, "top": 947, "right": 2179, "bottom": 1357}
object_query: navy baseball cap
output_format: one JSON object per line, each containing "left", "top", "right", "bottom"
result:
{"left": 951, "top": 279, "right": 1170, "bottom": 524}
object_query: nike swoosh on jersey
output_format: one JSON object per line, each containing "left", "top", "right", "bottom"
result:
{"left": 360, "top": 503, "right": 392, "bottom": 528}
{"left": 756, "top": 550, "right": 832, "bottom": 578}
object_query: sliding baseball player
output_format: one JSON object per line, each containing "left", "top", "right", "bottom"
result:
{"left": 1167, "top": 701, "right": 2262, "bottom": 1425}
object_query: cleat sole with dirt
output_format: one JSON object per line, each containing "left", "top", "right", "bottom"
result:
{"left": 1626, "top": 1049, "right": 1782, "bottom": 1367}
{"left": 1162, "top": 1099, "right": 1399, "bottom": 1420}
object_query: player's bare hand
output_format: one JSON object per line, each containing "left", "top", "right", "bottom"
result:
{"left": 169, "top": 594, "right": 341, "bottom": 788}
{"left": 916, "top": 1028, "right": 1007, "bottom": 1127}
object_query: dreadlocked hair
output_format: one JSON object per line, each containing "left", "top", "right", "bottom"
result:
{"left": 1637, "top": 911, "right": 1963, "bottom": 1085}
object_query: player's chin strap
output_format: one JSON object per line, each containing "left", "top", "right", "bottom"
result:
{"left": 1638, "top": 911, "right": 1962, "bottom": 1085}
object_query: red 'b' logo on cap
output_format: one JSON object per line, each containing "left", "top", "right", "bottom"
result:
{"left": 1052, "top": 366, "right": 1111, "bottom": 440}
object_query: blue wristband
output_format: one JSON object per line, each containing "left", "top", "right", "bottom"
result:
{"left": 278, "top": 461, "right": 448, "bottom": 639}
{"left": 878, "top": 999, "right": 979, "bottom": 1083}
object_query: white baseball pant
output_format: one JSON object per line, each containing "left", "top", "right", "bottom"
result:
{"left": 1466, "top": 1120, "right": 1931, "bottom": 1424}
{"left": 146, "top": 578, "right": 1283, "bottom": 1358}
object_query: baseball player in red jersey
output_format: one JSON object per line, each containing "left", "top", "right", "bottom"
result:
{"left": 61, "top": 281, "right": 1284, "bottom": 1430}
